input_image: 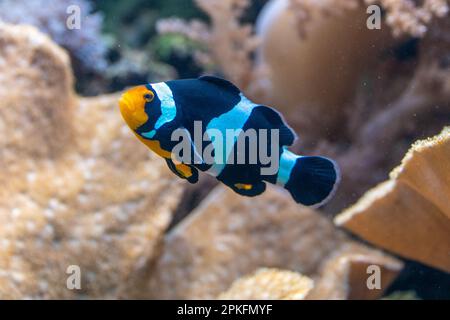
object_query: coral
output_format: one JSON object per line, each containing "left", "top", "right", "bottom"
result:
{"left": 307, "top": 244, "right": 403, "bottom": 299}
{"left": 288, "top": 0, "right": 449, "bottom": 38}
{"left": 156, "top": 18, "right": 214, "bottom": 71}
{"left": 366, "top": 0, "right": 449, "bottom": 37}
{"left": 155, "top": 0, "right": 450, "bottom": 97}
{"left": 335, "top": 128, "right": 450, "bottom": 273}
{"left": 158, "top": 0, "right": 259, "bottom": 89}
{"left": 156, "top": 18, "right": 210, "bottom": 44}
{"left": 94, "top": 0, "right": 208, "bottom": 94}
{"left": 218, "top": 268, "right": 314, "bottom": 300}
{"left": 0, "top": 23, "right": 75, "bottom": 190}
{"left": 0, "top": 23, "right": 184, "bottom": 299}
{"left": 219, "top": 248, "right": 402, "bottom": 300}
{"left": 194, "top": 0, "right": 259, "bottom": 88}
{"left": 145, "top": 185, "right": 402, "bottom": 299}
{"left": 0, "top": 0, "right": 107, "bottom": 72}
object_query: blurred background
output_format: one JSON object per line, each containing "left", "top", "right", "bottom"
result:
{"left": 0, "top": 0, "right": 269, "bottom": 96}
{"left": 0, "top": 0, "right": 449, "bottom": 300}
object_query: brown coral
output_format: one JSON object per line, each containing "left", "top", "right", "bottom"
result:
{"left": 145, "top": 185, "right": 402, "bottom": 299}
{"left": 0, "top": 23, "right": 75, "bottom": 178}
{"left": 335, "top": 127, "right": 450, "bottom": 273}
{"left": 0, "top": 23, "right": 184, "bottom": 299}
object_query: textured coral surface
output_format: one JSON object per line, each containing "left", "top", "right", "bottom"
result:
{"left": 0, "top": 24, "right": 183, "bottom": 299}
{"left": 146, "top": 186, "right": 402, "bottom": 299}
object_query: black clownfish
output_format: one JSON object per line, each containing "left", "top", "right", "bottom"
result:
{"left": 119, "top": 76, "right": 340, "bottom": 207}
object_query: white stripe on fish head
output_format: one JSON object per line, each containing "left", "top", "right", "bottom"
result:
{"left": 149, "top": 82, "right": 177, "bottom": 130}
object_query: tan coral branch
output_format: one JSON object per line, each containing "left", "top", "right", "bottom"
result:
{"left": 194, "top": 0, "right": 259, "bottom": 89}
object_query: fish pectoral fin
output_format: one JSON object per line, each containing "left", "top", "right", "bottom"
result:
{"left": 166, "top": 159, "right": 199, "bottom": 184}
{"left": 228, "top": 181, "right": 266, "bottom": 197}
{"left": 175, "top": 163, "right": 193, "bottom": 178}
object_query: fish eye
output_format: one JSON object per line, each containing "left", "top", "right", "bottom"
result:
{"left": 143, "top": 92, "right": 154, "bottom": 103}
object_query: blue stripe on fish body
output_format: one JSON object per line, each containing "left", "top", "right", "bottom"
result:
{"left": 213, "top": 104, "right": 298, "bottom": 190}
{"left": 142, "top": 129, "right": 156, "bottom": 139}
{"left": 147, "top": 82, "right": 177, "bottom": 131}
{"left": 174, "top": 127, "right": 204, "bottom": 164}
{"left": 164, "top": 77, "right": 246, "bottom": 172}
{"left": 205, "top": 94, "right": 258, "bottom": 177}
{"left": 276, "top": 147, "right": 298, "bottom": 187}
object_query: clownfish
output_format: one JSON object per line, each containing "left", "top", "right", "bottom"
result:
{"left": 119, "top": 76, "right": 340, "bottom": 207}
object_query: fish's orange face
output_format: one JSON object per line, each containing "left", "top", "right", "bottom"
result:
{"left": 119, "top": 85, "right": 155, "bottom": 131}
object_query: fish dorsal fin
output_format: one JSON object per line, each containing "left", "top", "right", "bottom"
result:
{"left": 198, "top": 75, "right": 241, "bottom": 95}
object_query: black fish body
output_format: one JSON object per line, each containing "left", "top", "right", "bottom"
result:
{"left": 119, "top": 76, "right": 340, "bottom": 207}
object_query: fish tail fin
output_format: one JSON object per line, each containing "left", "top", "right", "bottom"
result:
{"left": 282, "top": 155, "right": 340, "bottom": 207}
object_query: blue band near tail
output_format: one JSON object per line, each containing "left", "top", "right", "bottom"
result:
{"left": 276, "top": 147, "right": 298, "bottom": 187}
